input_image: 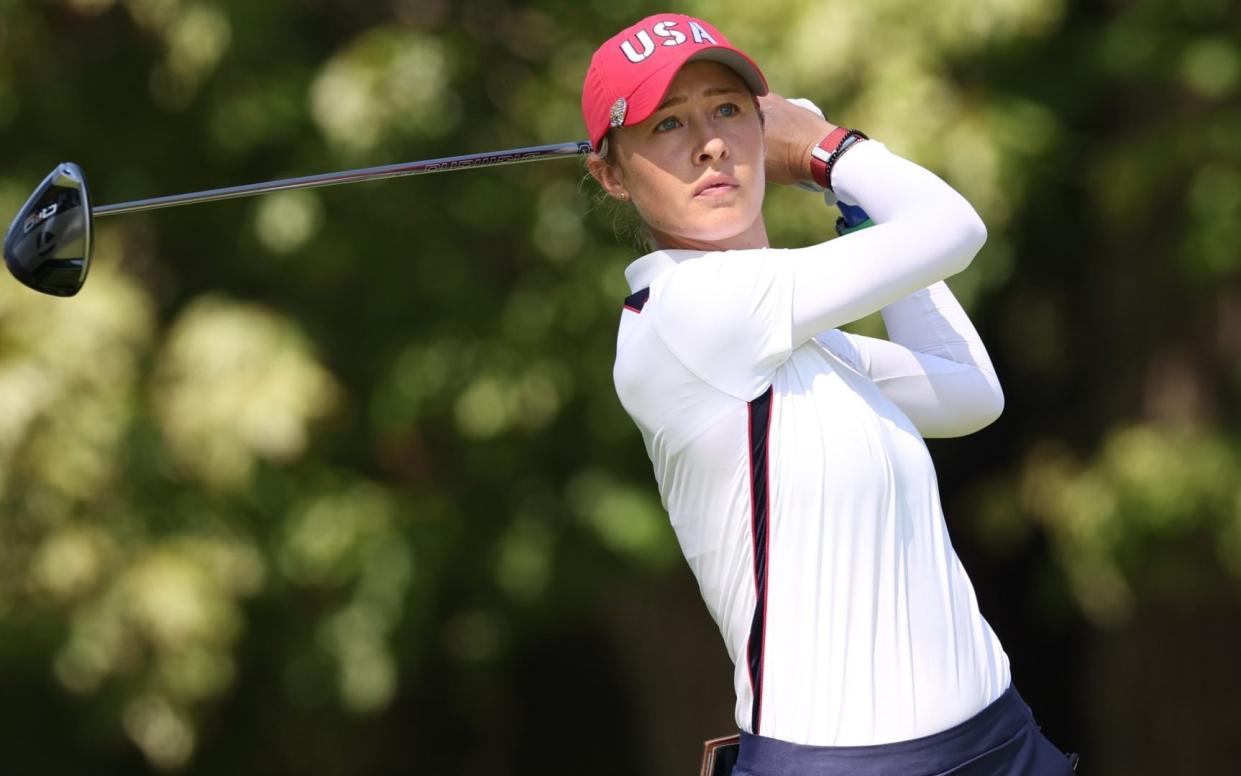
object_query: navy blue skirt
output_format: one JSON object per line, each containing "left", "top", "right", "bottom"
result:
{"left": 733, "top": 685, "right": 1077, "bottom": 776}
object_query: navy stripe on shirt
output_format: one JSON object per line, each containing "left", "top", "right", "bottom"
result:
{"left": 623, "top": 287, "right": 650, "bottom": 313}
{"left": 746, "top": 385, "right": 774, "bottom": 733}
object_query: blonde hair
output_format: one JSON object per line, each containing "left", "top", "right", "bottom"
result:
{"left": 586, "top": 129, "right": 655, "bottom": 253}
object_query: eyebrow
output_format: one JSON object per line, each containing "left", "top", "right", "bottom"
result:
{"left": 656, "top": 86, "right": 746, "bottom": 112}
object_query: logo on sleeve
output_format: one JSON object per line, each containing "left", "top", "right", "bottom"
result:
{"left": 619, "top": 19, "right": 718, "bottom": 64}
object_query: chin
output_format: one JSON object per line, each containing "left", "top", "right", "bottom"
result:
{"left": 685, "top": 207, "right": 761, "bottom": 244}
{"left": 646, "top": 193, "right": 765, "bottom": 250}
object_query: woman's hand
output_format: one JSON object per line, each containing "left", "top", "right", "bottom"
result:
{"left": 758, "top": 93, "right": 838, "bottom": 186}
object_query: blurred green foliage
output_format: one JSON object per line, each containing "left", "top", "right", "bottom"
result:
{"left": 0, "top": 0, "right": 1239, "bottom": 773}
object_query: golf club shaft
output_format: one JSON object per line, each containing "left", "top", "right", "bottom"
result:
{"left": 92, "top": 141, "right": 594, "bottom": 218}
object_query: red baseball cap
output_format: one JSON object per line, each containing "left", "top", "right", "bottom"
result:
{"left": 581, "top": 14, "right": 768, "bottom": 150}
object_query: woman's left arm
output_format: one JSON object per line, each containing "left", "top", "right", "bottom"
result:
{"left": 765, "top": 94, "right": 1002, "bottom": 436}
{"left": 819, "top": 281, "right": 1004, "bottom": 438}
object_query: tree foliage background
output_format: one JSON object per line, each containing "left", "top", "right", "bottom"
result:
{"left": 1, "top": 0, "right": 1238, "bottom": 773}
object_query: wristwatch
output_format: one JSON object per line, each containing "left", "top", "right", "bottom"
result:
{"left": 809, "top": 128, "right": 868, "bottom": 192}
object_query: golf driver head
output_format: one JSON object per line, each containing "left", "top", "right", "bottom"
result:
{"left": 3, "top": 162, "right": 92, "bottom": 297}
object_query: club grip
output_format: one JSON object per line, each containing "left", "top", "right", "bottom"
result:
{"left": 835, "top": 201, "right": 874, "bottom": 235}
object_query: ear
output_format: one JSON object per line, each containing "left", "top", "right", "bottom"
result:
{"left": 587, "top": 153, "right": 628, "bottom": 201}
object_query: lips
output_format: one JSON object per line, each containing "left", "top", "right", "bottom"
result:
{"left": 694, "top": 173, "right": 740, "bottom": 197}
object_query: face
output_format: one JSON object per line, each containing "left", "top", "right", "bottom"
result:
{"left": 590, "top": 60, "right": 768, "bottom": 252}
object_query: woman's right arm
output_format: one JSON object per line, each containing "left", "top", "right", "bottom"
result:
{"left": 787, "top": 139, "right": 988, "bottom": 344}
{"left": 820, "top": 280, "right": 1005, "bottom": 437}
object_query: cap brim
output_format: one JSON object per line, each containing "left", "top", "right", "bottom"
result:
{"left": 622, "top": 45, "right": 768, "bottom": 132}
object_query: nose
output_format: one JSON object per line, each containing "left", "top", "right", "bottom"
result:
{"left": 696, "top": 134, "right": 729, "bottom": 165}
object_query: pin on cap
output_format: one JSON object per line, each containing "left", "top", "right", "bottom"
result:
{"left": 610, "top": 97, "right": 628, "bottom": 129}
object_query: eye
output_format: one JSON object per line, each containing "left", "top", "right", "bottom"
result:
{"left": 717, "top": 102, "right": 741, "bottom": 118}
{"left": 654, "top": 115, "right": 682, "bottom": 133}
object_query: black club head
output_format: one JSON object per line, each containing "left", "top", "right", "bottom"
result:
{"left": 3, "top": 163, "right": 93, "bottom": 297}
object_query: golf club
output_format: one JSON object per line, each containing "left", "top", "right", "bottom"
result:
{"left": 3, "top": 140, "right": 594, "bottom": 297}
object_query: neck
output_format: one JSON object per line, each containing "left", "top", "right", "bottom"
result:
{"left": 650, "top": 215, "right": 770, "bottom": 252}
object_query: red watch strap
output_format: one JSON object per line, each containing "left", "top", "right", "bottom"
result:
{"left": 810, "top": 128, "right": 869, "bottom": 191}
{"left": 809, "top": 128, "right": 850, "bottom": 189}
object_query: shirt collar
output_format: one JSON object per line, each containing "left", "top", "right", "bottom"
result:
{"left": 623, "top": 249, "right": 707, "bottom": 292}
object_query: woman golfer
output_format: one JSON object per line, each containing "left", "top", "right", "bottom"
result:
{"left": 583, "top": 13, "right": 1076, "bottom": 776}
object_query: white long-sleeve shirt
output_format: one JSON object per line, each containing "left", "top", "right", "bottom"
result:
{"left": 613, "top": 139, "right": 1011, "bottom": 746}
